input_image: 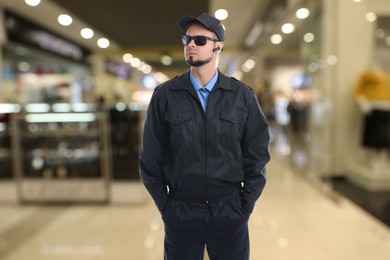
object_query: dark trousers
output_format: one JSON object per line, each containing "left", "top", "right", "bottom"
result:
{"left": 162, "top": 191, "right": 250, "bottom": 260}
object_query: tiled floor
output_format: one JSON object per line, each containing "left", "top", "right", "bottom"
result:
{"left": 328, "top": 176, "right": 390, "bottom": 227}
{"left": 1, "top": 158, "right": 390, "bottom": 260}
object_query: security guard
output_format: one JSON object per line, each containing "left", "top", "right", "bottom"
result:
{"left": 139, "top": 12, "right": 271, "bottom": 260}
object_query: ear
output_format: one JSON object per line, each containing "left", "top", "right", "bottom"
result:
{"left": 218, "top": 42, "right": 224, "bottom": 51}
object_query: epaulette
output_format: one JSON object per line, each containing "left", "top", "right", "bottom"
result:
{"left": 230, "top": 76, "right": 255, "bottom": 94}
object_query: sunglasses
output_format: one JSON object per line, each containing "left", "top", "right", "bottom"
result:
{"left": 182, "top": 35, "right": 219, "bottom": 46}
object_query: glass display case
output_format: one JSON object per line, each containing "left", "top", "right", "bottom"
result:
{"left": 0, "top": 121, "right": 12, "bottom": 179}
{"left": 0, "top": 105, "right": 19, "bottom": 180}
{"left": 11, "top": 104, "right": 111, "bottom": 203}
{"left": 105, "top": 104, "right": 147, "bottom": 204}
{"left": 109, "top": 106, "right": 141, "bottom": 180}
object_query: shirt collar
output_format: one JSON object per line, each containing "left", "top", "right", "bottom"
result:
{"left": 190, "top": 69, "right": 219, "bottom": 92}
{"left": 170, "top": 70, "right": 234, "bottom": 91}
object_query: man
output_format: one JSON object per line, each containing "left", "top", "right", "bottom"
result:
{"left": 139, "top": 12, "right": 270, "bottom": 260}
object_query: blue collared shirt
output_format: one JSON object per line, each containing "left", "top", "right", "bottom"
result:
{"left": 190, "top": 70, "right": 219, "bottom": 112}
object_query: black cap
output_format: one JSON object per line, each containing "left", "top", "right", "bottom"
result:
{"left": 178, "top": 13, "right": 225, "bottom": 42}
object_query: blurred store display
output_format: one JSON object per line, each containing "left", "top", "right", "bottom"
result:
{"left": 11, "top": 106, "right": 110, "bottom": 203}
{"left": 0, "top": 112, "right": 12, "bottom": 179}
{"left": 109, "top": 107, "right": 141, "bottom": 180}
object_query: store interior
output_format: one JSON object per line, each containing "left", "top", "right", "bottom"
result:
{"left": 0, "top": 0, "right": 389, "bottom": 259}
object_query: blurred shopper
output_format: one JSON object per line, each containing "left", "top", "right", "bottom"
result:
{"left": 139, "top": 13, "right": 270, "bottom": 260}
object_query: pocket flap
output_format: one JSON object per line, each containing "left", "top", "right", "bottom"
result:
{"left": 164, "top": 108, "right": 192, "bottom": 125}
{"left": 220, "top": 109, "right": 246, "bottom": 123}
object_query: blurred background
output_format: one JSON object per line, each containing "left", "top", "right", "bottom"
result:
{"left": 0, "top": 0, "right": 389, "bottom": 259}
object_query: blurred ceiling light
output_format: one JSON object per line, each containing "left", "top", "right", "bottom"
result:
{"left": 160, "top": 54, "right": 173, "bottom": 66}
{"left": 18, "top": 61, "right": 31, "bottom": 72}
{"left": 353, "top": 0, "right": 362, "bottom": 2}
{"left": 375, "top": 29, "right": 385, "bottom": 38}
{"left": 144, "top": 238, "right": 155, "bottom": 248}
{"left": 215, "top": 9, "right": 228, "bottom": 20}
{"left": 242, "top": 59, "right": 256, "bottom": 72}
{"left": 80, "top": 28, "right": 94, "bottom": 39}
{"left": 58, "top": 14, "right": 72, "bottom": 26}
{"left": 386, "top": 36, "right": 390, "bottom": 46}
{"left": 142, "top": 64, "right": 152, "bottom": 74}
{"left": 130, "top": 57, "right": 141, "bottom": 67}
{"left": 242, "top": 66, "right": 251, "bottom": 73}
{"left": 303, "top": 32, "right": 315, "bottom": 43}
{"left": 327, "top": 55, "right": 338, "bottom": 65}
{"left": 296, "top": 8, "right": 310, "bottom": 19}
{"left": 25, "top": 103, "right": 50, "bottom": 113}
{"left": 72, "top": 103, "right": 90, "bottom": 112}
{"left": 26, "top": 113, "right": 96, "bottom": 123}
{"left": 115, "top": 102, "right": 126, "bottom": 112}
{"left": 132, "top": 90, "right": 153, "bottom": 106}
{"left": 52, "top": 103, "right": 71, "bottom": 112}
{"left": 25, "top": 0, "right": 41, "bottom": 6}
{"left": 281, "top": 23, "right": 295, "bottom": 34}
{"left": 0, "top": 104, "right": 21, "bottom": 113}
{"left": 155, "top": 72, "right": 169, "bottom": 83}
{"left": 137, "top": 61, "right": 146, "bottom": 70}
{"left": 138, "top": 62, "right": 153, "bottom": 74}
{"left": 270, "top": 34, "right": 283, "bottom": 44}
{"left": 97, "top": 38, "right": 110, "bottom": 48}
{"left": 365, "top": 12, "right": 377, "bottom": 22}
{"left": 231, "top": 71, "right": 243, "bottom": 80}
{"left": 149, "top": 220, "right": 161, "bottom": 231}
{"left": 122, "top": 53, "right": 133, "bottom": 63}
{"left": 308, "top": 62, "right": 319, "bottom": 72}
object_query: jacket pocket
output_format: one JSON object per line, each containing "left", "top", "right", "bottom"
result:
{"left": 219, "top": 109, "right": 247, "bottom": 144}
{"left": 164, "top": 107, "right": 193, "bottom": 146}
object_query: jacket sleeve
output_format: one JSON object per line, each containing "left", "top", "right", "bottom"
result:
{"left": 240, "top": 91, "right": 271, "bottom": 214}
{"left": 139, "top": 90, "right": 169, "bottom": 213}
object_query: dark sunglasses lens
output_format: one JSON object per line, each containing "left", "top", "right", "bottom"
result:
{"left": 182, "top": 36, "right": 208, "bottom": 46}
{"left": 193, "top": 36, "right": 207, "bottom": 46}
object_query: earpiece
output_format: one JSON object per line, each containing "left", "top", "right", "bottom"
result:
{"left": 212, "top": 47, "right": 221, "bottom": 52}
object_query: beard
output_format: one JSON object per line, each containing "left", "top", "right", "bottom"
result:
{"left": 186, "top": 55, "right": 213, "bottom": 67}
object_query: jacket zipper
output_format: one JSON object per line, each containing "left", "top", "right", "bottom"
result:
{"left": 185, "top": 87, "right": 209, "bottom": 203}
{"left": 204, "top": 90, "right": 215, "bottom": 204}
{"left": 204, "top": 105, "right": 209, "bottom": 204}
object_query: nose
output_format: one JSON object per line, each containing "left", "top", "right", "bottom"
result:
{"left": 186, "top": 39, "right": 195, "bottom": 48}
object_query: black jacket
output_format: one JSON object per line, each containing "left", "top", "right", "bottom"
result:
{"left": 139, "top": 70, "right": 270, "bottom": 215}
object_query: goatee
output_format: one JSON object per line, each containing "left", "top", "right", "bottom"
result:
{"left": 186, "top": 56, "right": 213, "bottom": 67}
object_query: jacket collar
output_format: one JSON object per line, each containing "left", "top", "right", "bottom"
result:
{"left": 171, "top": 70, "right": 234, "bottom": 91}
